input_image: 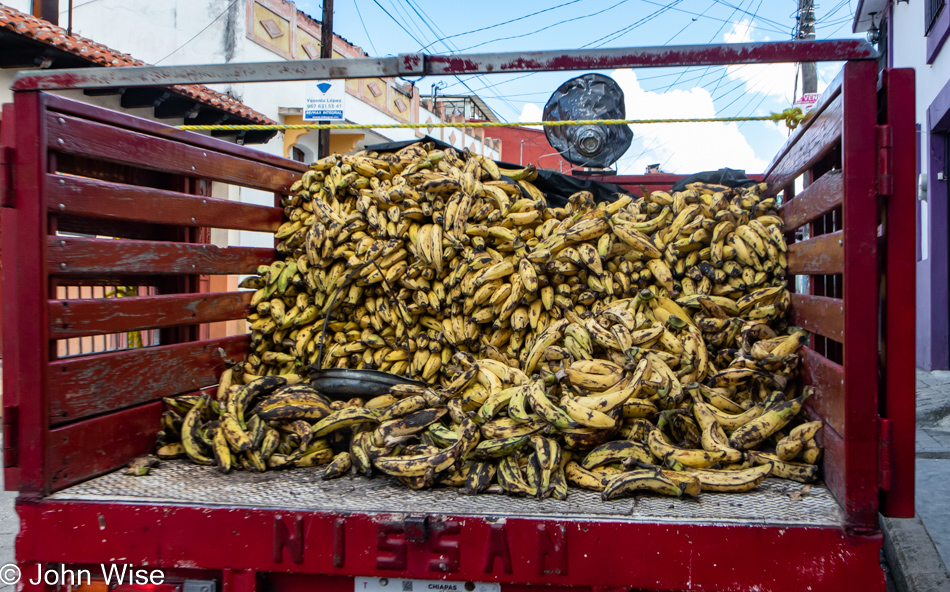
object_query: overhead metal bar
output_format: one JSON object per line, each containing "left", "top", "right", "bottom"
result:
{"left": 424, "top": 40, "right": 877, "bottom": 75}
{"left": 11, "top": 40, "right": 877, "bottom": 91}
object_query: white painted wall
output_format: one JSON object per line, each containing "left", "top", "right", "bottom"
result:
{"left": 890, "top": 0, "right": 950, "bottom": 261}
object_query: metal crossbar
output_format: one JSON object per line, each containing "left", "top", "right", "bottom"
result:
{"left": 10, "top": 40, "right": 877, "bottom": 91}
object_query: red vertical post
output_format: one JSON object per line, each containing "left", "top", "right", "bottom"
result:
{"left": 881, "top": 67, "right": 917, "bottom": 518}
{"left": 10, "top": 91, "right": 51, "bottom": 496}
{"left": 841, "top": 60, "right": 881, "bottom": 529}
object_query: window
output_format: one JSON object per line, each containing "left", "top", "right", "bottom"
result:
{"left": 927, "top": 0, "right": 945, "bottom": 35}
{"left": 292, "top": 146, "right": 305, "bottom": 162}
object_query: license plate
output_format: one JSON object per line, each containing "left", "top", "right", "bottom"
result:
{"left": 354, "top": 577, "right": 501, "bottom": 592}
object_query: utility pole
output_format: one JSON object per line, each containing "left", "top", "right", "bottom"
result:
{"left": 318, "top": 0, "right": 334, "bottom": 159}
{"left": 798, "top": 0, "right": 817, "bottom": 94}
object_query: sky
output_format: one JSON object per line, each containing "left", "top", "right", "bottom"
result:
{"left": 295, "top": 0, "right": 864, "bottom": 175}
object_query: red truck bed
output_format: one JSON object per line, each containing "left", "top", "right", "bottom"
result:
{"left": 0, "top": 50, "right": 916, "bottom": 592}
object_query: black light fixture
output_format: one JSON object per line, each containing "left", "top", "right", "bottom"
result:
{"left": 867, "top": 12, "right": 881, "bottom": 45}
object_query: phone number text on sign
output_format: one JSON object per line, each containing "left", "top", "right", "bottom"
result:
{"left": 304, "top": 80, "right": 345, "bottom": 121}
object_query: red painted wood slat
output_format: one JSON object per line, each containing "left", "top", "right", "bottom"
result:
{"left": 45, "top": 93, "right": 308, "bottom": 173}
{"left": 49, "top": 291, "right": 253, "bottom": 338}
{"left": 48, "top": 237, "right": 274, "bottom": 276}
{"left": 46, "top": 400, "right": 163, "bottom": 491}
{"left": 47, "top": 174, "right": 284, "bottom": 232}
{"left": 47, "top": 112, "right": 300, "bottom": 192}
{"left": 818, "top": 420, "right": 846, "bottom": 517}
{"left": 9, "top": 92, "right": 52, "bottom": 496}
{"left": 800, "top": 346, "right": 845, "bottom": 437}
{"left": 787, "top": 230, "right": 844, "bottom": 275}
{"left": 840, "top": 60, "right": 881, "bottom": 530}
{"left": 48, "top": 334, "right": 249, "bottom": 425}
{"left": 881, "top": 68, "right": 917, "bottom": 518}
{"left": 790, "top": 293, "right": 844, "bottom": 342}
{"left": 779, "top": 170, "right": 843, "bottom": 231}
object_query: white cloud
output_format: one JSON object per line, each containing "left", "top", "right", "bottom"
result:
{"left": 722, "top": 20, "right": 798, "bottom": 103}
{"left": 518, "top": 103, "right": 544, "bottom": 129}
{"left": 725, "top": 19, "right": 754, "bottom": 43}
{"left": 609, "top": 69, "right": 770, "bottom": 175}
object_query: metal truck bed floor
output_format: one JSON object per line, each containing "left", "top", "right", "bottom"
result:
{"left": 47, "top": 460, "right": 842, "bottom": 527}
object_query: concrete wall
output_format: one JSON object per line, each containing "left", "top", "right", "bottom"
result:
{"left": 891, "top": 1, "right": 950, "bottom": 370}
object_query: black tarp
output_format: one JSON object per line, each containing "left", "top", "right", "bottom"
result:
{"left": 361, "top": 135, "right": 631, "bottom": 207}
{"left": 670, "top": 167, "right": 757, "bottom": 192}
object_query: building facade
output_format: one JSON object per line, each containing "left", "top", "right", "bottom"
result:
{"left": 855, "top": 0, "right": 950, "bottom": 370}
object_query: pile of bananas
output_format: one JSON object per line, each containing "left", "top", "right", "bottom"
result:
{"left": 156, "top": 142, "right": 824, "bottom": 500}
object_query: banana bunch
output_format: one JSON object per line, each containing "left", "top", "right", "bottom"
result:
{"left": 155, "top": 142, "right": 825, "bottom": 500}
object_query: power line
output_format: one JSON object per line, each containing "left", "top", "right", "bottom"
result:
{"left": 709, "top": 0, "right": 792, "bottom": 31}
{"left": 415, "top": 0, "right": 586, "bottom": 52}
{"left": 581, "top": 1, "right": 682, "bottom": 48}
{"left": 639, "top": 0, "right": 788, "bottom": 34}
{"left": 155, "top": 0, "right": 240, "bottom": 64}
{"left": 352, "top": 0, "right": 379, "bottom": 56}
{"left": 452, "top": 0, "right": 634, "bottom": 53}
{"left": 398, "top": 0, "right": 517, "bottom": 119}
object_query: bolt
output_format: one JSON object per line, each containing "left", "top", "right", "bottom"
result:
{"left": 59, "top": 179, "right": 65, "bottom": 185}
{"left": 191, "top": 217, "right": 196, "bottom": 223}
{"left": 191, "top": 166, "right": 196, "bottom": 171}
{"left": 59, "top": 203, "right": 65, "bottom": 211}
{"left": 60, "top": 240, "right": 66, "bottom": 246}
{"left": 57, "top": 138, "right": 64, "bottom": 145}
{"left": 58, "top": 117, "right": 65, "bottom": 124}
{"left": 59, "top": 262, "right": 66, "bottom": 269}
{"left": 203, "top": 152, "right": 207, "bottom": 157}
{"left": 202, "top": 199, "right": 207, "bottom": 205}
{"left": 838, "top": 239, "right": 842, "bottom": 246}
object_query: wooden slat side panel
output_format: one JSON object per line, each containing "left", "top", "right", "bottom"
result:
{"left": 45, "top": 93, "right": 308, "bottom": 173}
{"left": 47, "top": 401, "right": 163, "bottom": 491}
{"left": 49, "top": 237, "right": 275, "bottom": 276}
{"left": 47, "top": 175, "right": 284, "bottom": 232}
{"left": 800, "top": 346, "right": 845, "bottom": 437}
{"left": 790, "top": 293, "right": 844, "bottom": 342}
{"left": 47, "top": 112, "right": 299, "bottom": 192}
{"left": 48, "top": 335, "right": 249, "bottom": 425}
{"left": 787, "top": 231, "right": 844, "bottom": 275}
{"left": 779, "top": 170, "right": 843, "bottom": 231}
{"left": 49, "top": 291, "right": 253, "bottom": 338}
{"left": 764, "top": 94, "right": 843, "bottom": 196}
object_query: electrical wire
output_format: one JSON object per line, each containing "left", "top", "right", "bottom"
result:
{"left": 709, "top": 0, "right": 792, "bottom": 31}
{"left": 581, "top": 1, "right": 682, "bottom": 48}
{"left": 155, "top": 0, "right": 240, "bottom": 64}
{"left": 451, "top": 0, "right": 634, "bottom": 53}
{"left": 398, "top": 0, "right": 517, "bottom": 119}
{"left": 639, "top": 0, "right": 788, "bottom": 34}
{"left": 352, "top": 0, "right": 379, "bottom": 56}
{"left": 415, "top": 0, "right": 587, "bottom": 52}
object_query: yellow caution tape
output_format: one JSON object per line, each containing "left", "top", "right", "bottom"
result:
{"left": 177, "top": 110, "right": 807, "bottom": 132}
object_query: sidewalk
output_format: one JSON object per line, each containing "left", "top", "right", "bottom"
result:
{"left": 882, "top": 370, "right": 950, "bottom": 591}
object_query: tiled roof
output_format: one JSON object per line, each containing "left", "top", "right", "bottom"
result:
{"left": 0, "top": 4, "right": 275, "bottom": 125}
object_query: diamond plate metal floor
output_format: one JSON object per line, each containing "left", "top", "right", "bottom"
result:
{"left": 48, "top": 460, "right": 843, "bottom": 527}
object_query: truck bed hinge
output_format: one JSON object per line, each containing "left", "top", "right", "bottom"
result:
{"left": 878, "top": 417, "right": 893, "bottom": 491}
{"left": 877, "top": 124, "right": 893, "bottom": 196}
